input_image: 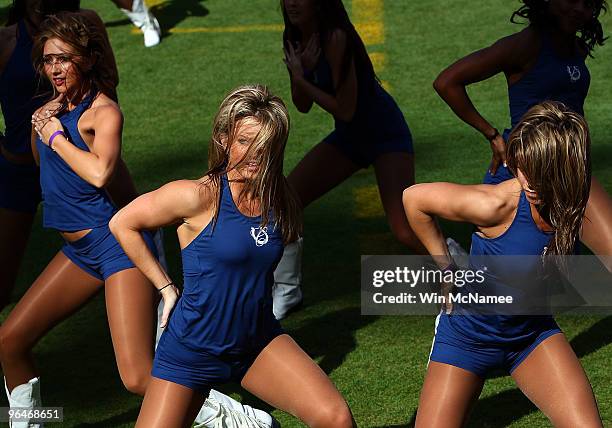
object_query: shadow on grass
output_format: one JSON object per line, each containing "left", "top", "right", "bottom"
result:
{"left": 104, "top": 0, "right": 210, "bottom": 41}
{"left": 73, "top": 407, "right": 140, "bottom": 428}
{"left": 571, "top": 315, "right": 612, "bottom": 358}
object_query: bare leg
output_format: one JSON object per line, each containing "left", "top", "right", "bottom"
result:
{"left": 105, "top": 268, "right": 156, "bottom": 395}
{"left": 415, "top": 362, "right": 484, "bottom": 428}
{"left": 136, "top": 377, "right": 206, "bottom": 428}
{"left": 0, "top": 252, "right": 103, "bottom": 390}
{"left": 241, "top": 334, "right": 355, "bottom": 428}
{"left": 511, "top": 333, "right": 602, "bottom": 427}
{"left": 374, "top": 152, "right": 427, "bottom": 254}
{"left": 287, "top": 142, "right": 360, "bottom": 208}
{"left": 582, "top": 177, "right": 612, "bottom": 271}
{"left": 0, "top": 208, "right": 35, "bottom": 311}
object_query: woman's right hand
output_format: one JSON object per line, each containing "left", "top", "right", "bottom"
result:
{"left": 283, "top": 41, "right": 304, "bottom": 79}
{"left": 159, "top": 283, "right": 181, "bottom": 328}
{"left": 299, "top": 34, "right": 321, "bottom": 73}
{"left": 488, "top": 133, "right": 507, "bottom": 176}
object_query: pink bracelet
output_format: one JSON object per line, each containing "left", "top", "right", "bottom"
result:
{"left": 48, "top": 130, "right": 65, "bottom": 151}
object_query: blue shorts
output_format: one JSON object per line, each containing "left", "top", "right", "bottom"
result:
{"left": 324, "top": 126, "right": 413, "bottom": 168}
{"left": 152, "top": 330, "right": 279, "bottom": 394}
{"left": 483, "top": 164, "right": 514, "bottom": 185}
{"left": 0, "top": 150, "right": 41, "bottom": 213}
{"left": 62, "top": 224, "right": 157, "bottom": 281}
{"left": 325, "top": 89, "right": 414, "bottom": 168}
{"left": 429, "top": 313, "right": 562, "bottom": 377}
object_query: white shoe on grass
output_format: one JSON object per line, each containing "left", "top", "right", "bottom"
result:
{"left": 121, "top": 0, "right": 161, "bottom": 47}
{"left": 194, "top": 389, "right": 278, "bottom": 428}
{"left": 4, "top": 377, "right": 42, "bottom": 428}
{"left": 446, "top": 237, "right": 469, "bottom": 268}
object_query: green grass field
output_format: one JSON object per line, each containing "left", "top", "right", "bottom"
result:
{"left": 1, "top": 0, "right": 611, "bottom": 426}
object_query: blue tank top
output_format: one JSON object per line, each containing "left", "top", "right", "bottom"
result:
{"left": 505, "top": 31, "right": 590, "bottom": 138}
{"left": 37, "top": 93, "right": 117, "bottom": 231}
{"left": 0, "top": 21, "right": 48, "bottom": 154}
{"left": 306, "top": 52, "right": 406, "bottom": 135}
{"left": 445, "top": 192, "right": 556, "bottom": 344}
{"left": 486, "top": 33, "right": 590, "bottom": 185}
{"left": 167, "top": 175, "right": 284, "bottom": 357}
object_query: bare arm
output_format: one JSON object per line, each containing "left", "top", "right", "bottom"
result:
{"left": 433, "top": 33, "right": 528, "bottom": 138}
{"left": 34, "top": 104, "right": 123, "bottom": 188}
{"left": 30, "top": 127, "right": 40, "bottom": 165}
{"left": 403, "top": 182, "right": 509, "bottom": 263}
{"left": 288, "top": 69, "right": 315, "bottom": 113}
{"left": 109, "top": 179, "right": 212, "bottom": 326}
{"left": 285, "top": 30, "right": 358, "bottom": 122}
{"left": 105, "top": 159, "right": 139, "bottom": 208}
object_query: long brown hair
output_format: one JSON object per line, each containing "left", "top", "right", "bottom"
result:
{"left": 205, "top": 85, "right": 302, "bottom": 244}
{"left": 506, "top": 101, "right": 591, "bottom": 256}
{"left": 32, "top": 11, "right": 116, "bottom": 103}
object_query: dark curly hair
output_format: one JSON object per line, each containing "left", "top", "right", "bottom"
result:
{"left": 511, "top": 0, "right": 607, "bottom": 55}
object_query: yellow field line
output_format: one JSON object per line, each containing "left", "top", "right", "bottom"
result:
{"left": 353, "top": 0, "right": 384, "bottom": 45}
{"left": 354, "top": 185, "right": 385, "bottom": 219}
{"left": 131, "top": 23, "right": 283, "bottom": 35}
{"left": 145, "top": 0, "right": 166, "bottom": 7}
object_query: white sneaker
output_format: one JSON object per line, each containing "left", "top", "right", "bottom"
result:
{"left": 141, "top": 14, "right": 161, "bottom": 48}
{"left": 194, "top": 389, "right": 278, "bottom": 428}
{"left": 446, "top": 237, "right": 469, "bottom": 268}
{"left": 4, "top": 377, "right": 42, "bottom": 428}
{"left": 121, "top": 0, "right": 161, "bottom": 47}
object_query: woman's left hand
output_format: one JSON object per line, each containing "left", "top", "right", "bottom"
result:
{"left": 32, "top": 112, "right": 65, "bottom": 147}
{"left": 283, "top": 41, "right": 304, "bottom": 78}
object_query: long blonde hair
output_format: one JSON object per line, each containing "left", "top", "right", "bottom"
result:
{"left": 205, "top": 85, "right": 302, "bottom": 244}
{"left": 506, "top": 101, "right": 591, "bottom": 256}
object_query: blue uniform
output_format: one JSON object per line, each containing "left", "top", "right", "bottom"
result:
{"left": 152, "top": 175, "right": 284, "bottom": 393}
{"left": 429, "top": 192, "right": 562, "bottom": 377}
{"left": 36, "top": 93, "right": 155, "bottom": 280}
{"left": 484, "top": 31, "right": 590, "bottom": 184}
{"left": 306, "top": 53, "right": 413, "bottom": 167}
{"left": 0, "top": 21, "right": 45, "bottom": 212}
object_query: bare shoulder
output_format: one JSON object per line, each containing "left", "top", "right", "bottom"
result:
{"left": 91, "top": 93, "right": 120, "bottom": 111}
{"left": 487, "top": 179, "right": 521, "bottom": 212}
{"left": 163, "top": 178, "right": 215, "bottom": 216}
{"left": 325, "top": 28, "right": 348, "bottom": 52}
{"left": 90, "top": 94, "right": 122, "bottom": 120}
{"left": 494, "top": 27, "right": 540, "bottom": 66}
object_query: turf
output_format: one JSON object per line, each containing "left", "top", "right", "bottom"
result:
{"left": 0, "top": 0, "right": 610, "bottom": 426}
